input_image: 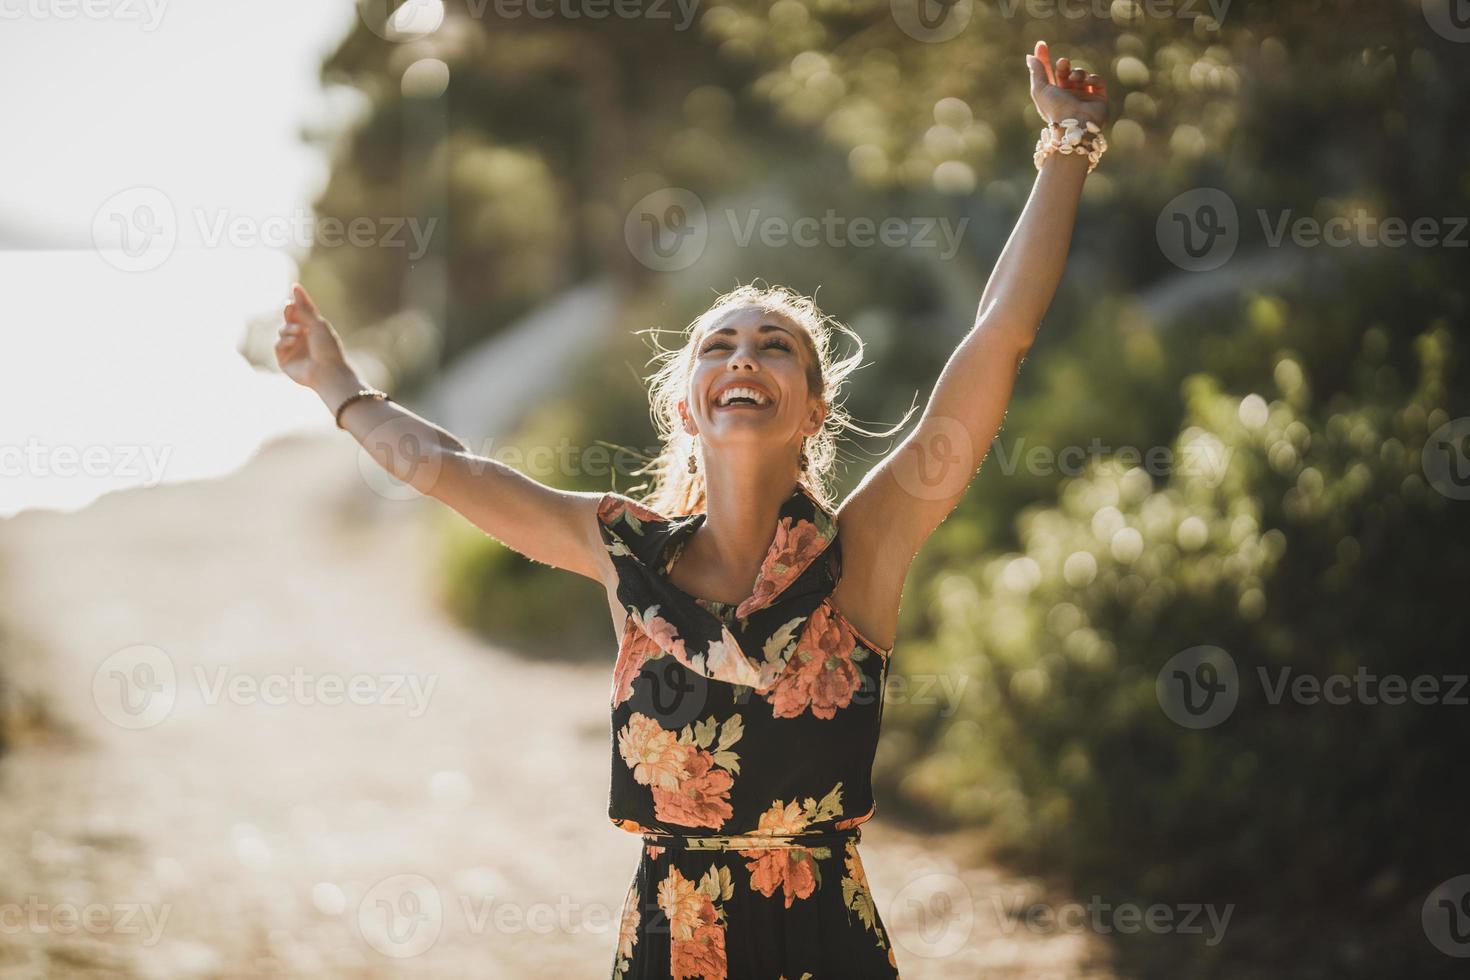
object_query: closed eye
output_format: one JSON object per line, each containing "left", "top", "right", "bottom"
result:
{"left": 700, "top": 339, "right": 792, "bottom": 354}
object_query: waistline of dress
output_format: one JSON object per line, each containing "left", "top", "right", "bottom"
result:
{"left": 640, "top": 827, "right": 861, "bottom": 852}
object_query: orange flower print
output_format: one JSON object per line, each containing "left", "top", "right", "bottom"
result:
{"left": 839, "top": 838, "right": 890, "bottom": 953}
{"left": 612, "top": 608, "right": 682, "bottom": 706}
{"left": 658, "top": 866, "right": 709, "bottom": 940}
{"left": 843, "top": 840, "right": 869, "bottom": 891}
{"left": 599, "top": 493, "right": 667, "bottom": 529}
{"left": 745, "top": 849, "right": 818, "bottom": 908}
{"left": 652, "top": 747, "right": 734, "bottom": 828}
{"left": 621, "top": 715, "right": 743, "bottom": 831}
{"left": 767, "top": 603, "right": 861, "bottom": 719}
{"left": 754, "top": 799, "right": 808, "bottom": 837}
{"left": 613, "top": 885, "right": 639, "bottom": 979}
{"left": 658, "top": 865, "right": 733, "bottom": 980}
{"left": 739, "top": 786, "right": 844, "bottom": 908}
{"left": 618, "top": 713, "right": 689, "bottom": 791}
{"left": 735, "top": 516, "right": 832, "bottom": 619}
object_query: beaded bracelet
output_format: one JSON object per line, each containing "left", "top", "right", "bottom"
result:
{"left": 1033, "top": 118, "right": 1108, "bottom": 174}
{"left": 334, "top": 387, "right": 391, "bottom": 428}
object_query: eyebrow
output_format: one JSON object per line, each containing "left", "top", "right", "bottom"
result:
{"left": 703, "top": 323, "right": 796, "bottom": 341}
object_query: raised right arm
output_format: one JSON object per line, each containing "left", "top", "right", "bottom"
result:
{"left": 276, "top": 283, "right": 613, "bottom": 584}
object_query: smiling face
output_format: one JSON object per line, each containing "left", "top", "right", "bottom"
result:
{"left": 679, "top": 306, "right": 825, "bottom": 454}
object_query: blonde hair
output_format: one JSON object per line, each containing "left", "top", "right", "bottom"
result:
{"left": 629, "top": 281, "right": 914, "bottom": 517}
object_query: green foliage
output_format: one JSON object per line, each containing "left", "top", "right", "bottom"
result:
{"left": 881, "top": 279, "right": 1469, "bottom": 974}
{"left": 434, "top": 506, "right": 610, "bottom": 660}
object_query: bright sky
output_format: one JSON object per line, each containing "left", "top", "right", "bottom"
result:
{"left": 0, "top": 0, "right": 364, "bottom": 517}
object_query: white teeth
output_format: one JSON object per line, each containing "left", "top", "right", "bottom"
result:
{"left": 715, "top": 386, "right": 770, "bottom": 407}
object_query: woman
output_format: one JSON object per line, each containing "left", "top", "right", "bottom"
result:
{"left": 275, "top": 40, "right": 1107, "bottom": 980}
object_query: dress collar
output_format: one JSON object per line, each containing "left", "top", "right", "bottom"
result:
{"left": 659, "top": 481, "right": 838, "bottom": 621}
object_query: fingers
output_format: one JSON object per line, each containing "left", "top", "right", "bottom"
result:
{"left": 1032, "top": 42, "right": 1106, "bottom": 95}
{"left": 273, "top": 330, "right": 301, "bottom": 367}
{"left": 1025, "top": 53, "right": 1047, "bottom": 92}
{"left": 292, "top": 283, "right": 319, "bottom": 317}
{"left": 1033, "top": 40, "right": 1056, "bottom": 87}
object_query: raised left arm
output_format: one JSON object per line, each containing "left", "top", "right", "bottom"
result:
{"left": 837, "top": 42, "right": 1110, "bottom": 587}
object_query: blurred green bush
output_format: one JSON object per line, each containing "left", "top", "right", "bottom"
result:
{"left": 879, "top": 258, "right": 1469, "bottom": 976}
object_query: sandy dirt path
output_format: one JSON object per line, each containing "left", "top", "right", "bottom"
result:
{"left": 0, "top": 432, "right": 1111, "bottom": 979}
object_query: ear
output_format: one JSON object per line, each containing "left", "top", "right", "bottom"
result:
{"left": 803, "top": 399, "right": 827, "bottom": 438}
{"left": 677, "top": 399, "right": 698, "bottom": 436}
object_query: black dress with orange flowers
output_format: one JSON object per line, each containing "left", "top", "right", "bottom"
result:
{"left": 596, "top": 482, "right": 901, "bottom": 980}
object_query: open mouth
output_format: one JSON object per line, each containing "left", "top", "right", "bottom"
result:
{"left": 712, "top": 385, "right": 774, "bottom": 410}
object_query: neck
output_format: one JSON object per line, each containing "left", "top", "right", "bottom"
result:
{"left": 696, "top": 444, "right": 802, "bottom": 575}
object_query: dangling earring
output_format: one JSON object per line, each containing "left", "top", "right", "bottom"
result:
{"left": 798, "top": 439, "right": 810, "bottom": 472}
{"left": 687, "top": 439, "right": 699, "bottom": 474}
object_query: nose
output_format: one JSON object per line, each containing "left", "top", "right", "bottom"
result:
{"left": 725, "top": 344, "right": 759, "bottom": 372}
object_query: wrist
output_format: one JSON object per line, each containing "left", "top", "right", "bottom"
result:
{"left": 1033, "top": 118, "right": 1108, "bottom": 176}
{"left": 314, "top": 365, "right": 367, "bottom": 412}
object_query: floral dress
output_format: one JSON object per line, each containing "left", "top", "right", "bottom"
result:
{"left": 596, "top": 482, "right": 901, "bottom": 979}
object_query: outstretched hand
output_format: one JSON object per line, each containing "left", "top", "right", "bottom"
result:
{"left": 274, "top": 284, "right": 350, "bottom": 390}
{"left": 1026, "top": 40, "right": 1109, "bottom": 129}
